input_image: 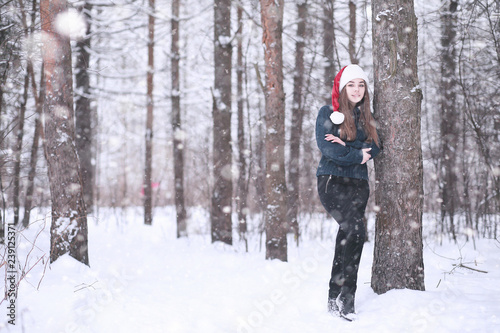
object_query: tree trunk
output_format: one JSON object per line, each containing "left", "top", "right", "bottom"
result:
{"left": 23, "top": 66, "right": 44, "bottom": 228}
{"left": 75, "top": 1, "right": 94, "bottom": 214}
{"left": 211, "top": 0, "right": 233, "bottom": 245}
{"left": 287, "top": 0, "right": 307, "bottom": 244}
{"left": 144, "top": 0, "right": 155, "bottom": 225}
{"left": 13, "top": 0, "right": 36, "bottom": 226}
{"left": 255, "top": 104, "right": 266, "bottom": 215}
{"left": 21, "top": 0, "right": 42, "bottom": 228}
{"left": 322, "top": 0, "right": 336, "bottom": 104}
{"left": 236, "top": 4, "right": 248, "bottom": 240}
{"left": 12, "top": 66, "right": 29, "bottom": 226}
{"left": 439, "top": 0, "right": 459, "bottom": 240}
{"left": 371, "top": 0, "right": 424, "bottom": 293}
{"left": 260, "top": 0, "right": 287, "bottom": 261}
{"left": 40, "top": 0, "right": 89, "bottom": 265}
{"left": 348, "top": 0, "right": 358, "bottom": 64}
{"left": 171, "top": 0, "right": 187, "bottom": 237}
{"left": 0, "top": 53, "right": 5, "bottom": 242}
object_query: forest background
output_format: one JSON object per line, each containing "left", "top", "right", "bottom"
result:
{"left": 0, "top": 0, "right": 499, "bottom": 249}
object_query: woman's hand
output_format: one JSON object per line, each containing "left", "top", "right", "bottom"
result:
{"left": 361, "top": 148, "right": 372, "bottom": 164}
{"left": 325, "top": 134, "right": 346, "bottom": 146}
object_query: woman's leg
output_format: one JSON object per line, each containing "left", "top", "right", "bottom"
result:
{"left": 318, "top": 176, "right": 369, "bottom": 315}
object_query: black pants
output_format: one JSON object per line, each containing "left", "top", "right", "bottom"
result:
{"left": 317, "top": 175, "right": 369, "bottom": 313}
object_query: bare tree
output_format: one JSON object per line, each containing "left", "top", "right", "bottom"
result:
{"left": 439, "top": 0, "right": 459, "bottom": 240}
{"left": 40, "top": 0, "right": 89, "bottom": 265}
{"left": 456, "top": 0, "right": 500, "bottom": 238}
{"left": 75, "top": 0, "right": 94, "bottom": 214}
{"left": 260, "top": 0, "right": 287, "bottom": 261}
{"left": 22, "top": 68, "right": 44, "bottom": 228}
{"left": 348, "top": 0, "right": 358, "bottom": 64}
{"left": 144, "top": 0, "right": 155, "bottom": 225}
{"left": 12, "top": 66, "right": 28, "bottom": 226}
{"left": 171, "top": 0, "right": 187, "bottom": 237}
{"left": 287, "top": 0, "right": 307, "bottom": 244}
{"left": 371, "top": 0, "right": 425, "bottom": 293}
{"left": 12, "top": 0, "right": 36, "bottom": 226}
{"left": 0, "top": 3, "right": 19, "bottom": 242}
{"left": 236, "top": 2, "right": 248, "bottom": 242}
{"left": 211, "top": 0, "right": 233, "bottom": 245}
{"left": 20, "top": 0, "right": 43, "bottom": 228}
{"left": 322, "top": 0, "right": 337, "bottom": 104}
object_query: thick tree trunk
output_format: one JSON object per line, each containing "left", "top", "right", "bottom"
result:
{"left": 144, "top": 0, "right": 155, "bottom": 225}
{"left": 260, "top": 0, "right": 287, "bottom": 261}
{"left": 75, "top": 1, "right": 94, "bottom": 214}
{"left": 322, "top": 0, "right": 336, "bottom": 104}
{"left": 40, "top": 0, "right": 89, "bottom": 265}
{"left": 211, "top": 0, "right": 233, "bottom": 245}
{"left": 236, "top": 4, "right": 248, "bottom": 240}
{"left": 439, "top": 0, "right": 459, "bottom": 240}
{"left": 287, "top": 0, "right": 307, "bottom": 244}
{"left": 371, "top": 0, "right": 424, "bottom": 293}
{"left": 171, "top": 0, "right": 187, "bottom": 237}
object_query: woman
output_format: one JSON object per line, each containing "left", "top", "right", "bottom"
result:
{"left": 315, "top": 64, "right": 380, "bottom": 321}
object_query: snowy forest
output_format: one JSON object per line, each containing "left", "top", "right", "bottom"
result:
{"left": 1, "top": 0, "right": 499, "bottom": 331}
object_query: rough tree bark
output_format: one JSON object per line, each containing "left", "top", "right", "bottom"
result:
{"left": 260, "top": 0, "right": 287, "bottom": 261}
{"left": 322, "top": 0, "right": 336, "bottom": 104}
{"left": 236, "top": 3, "right": 249, "bottom": 241}
{"left": 144, "top": 0, "right": 155, "bottom": 225}
{"left": 12, "top": 65, "right": 28, "bottom": 226}
{"left": 40, "top": 0, "right": 89, "bottom": 265}
{"left": 287, "top": 0, "right": 307, "bottom": 244}
{"left": 171, "top": 0, "right": 187, "bottom": 237}
{"left": 75, "top": 0, "right": 94, "bottom": 214}
{"left": 371, "top": 0, "right": 425, "bottom": 293}
{"left": 439, "top": 0, "right": 459, "bottom": 240}
{"left": 211, "top": 0, "right": 233, "bottom": 245}
{"left": 348, "top": 0, "right": 358, "bottom": 64}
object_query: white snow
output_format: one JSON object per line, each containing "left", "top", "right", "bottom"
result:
{"left": 54, "top": 9, "right": 87, "bottom": 40}
{"left": 1, "top": 207, "right": 500, "bottom": 332}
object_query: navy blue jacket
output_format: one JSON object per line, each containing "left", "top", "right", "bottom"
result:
{"left": 315, "top": 105, "right": 380, "bottom": 180}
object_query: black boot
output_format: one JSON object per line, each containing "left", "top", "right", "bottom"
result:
{"left": 336, "top": 293, "right": 357, "bottom": 321}
{"left": 327, "top": 297, "right": 339, "bottom": 316}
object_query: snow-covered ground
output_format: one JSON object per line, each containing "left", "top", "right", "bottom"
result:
{"left": 1, "top": 207, "right": 500, "bottom": 332}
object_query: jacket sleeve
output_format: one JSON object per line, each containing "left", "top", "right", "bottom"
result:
{"left": 368, "top": 140, "right": 380, "bottom": 160}
{"left": 366, "top": 126, "right": 381, "bottom": 160}
{"left": 315, "top": 106, "right": 363, "bottom": 166}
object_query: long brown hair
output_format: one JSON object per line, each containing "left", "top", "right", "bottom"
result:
{"left": 338, "top": 84, "right": 379, "bottom": 146}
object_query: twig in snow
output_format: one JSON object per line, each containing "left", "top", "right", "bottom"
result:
{"left": 74, "top": 280, "right": 99, "bottom": 293}
{"left": 452, "top": 263, "right": 488, "bottom": 274}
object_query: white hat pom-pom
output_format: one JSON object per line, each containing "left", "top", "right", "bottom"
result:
{"left": 330, "top": 111, "right": 344, "bottom": 125}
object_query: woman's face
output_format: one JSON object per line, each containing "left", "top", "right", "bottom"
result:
{"left": 345, "top": 79, "right": 366, "bottom": 104}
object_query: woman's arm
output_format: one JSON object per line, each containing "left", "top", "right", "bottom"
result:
{"left": 367, "top": 127, "right": 382, "bottom": 159}
{"left": 368, "top": 140, "right": 380, "bottom": 160}
{"left": 325, "top": 134, "right": 365, "bottom": 149}
{"left": 315, "top": 106, "right": 364, "bottom": 166}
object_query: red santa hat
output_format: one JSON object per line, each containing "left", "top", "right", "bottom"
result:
{"left": 330, "top": 64, "right": 370, "bottom": 125}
